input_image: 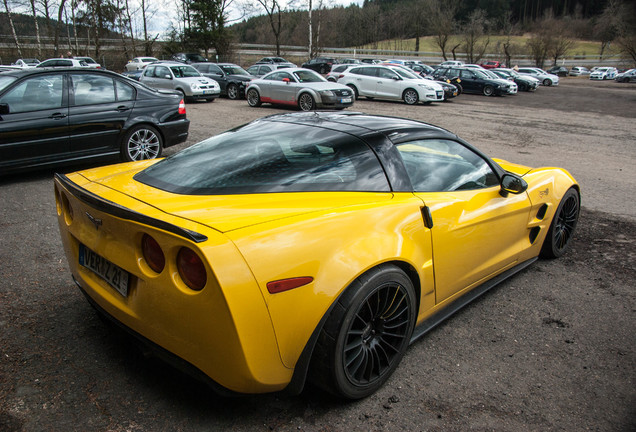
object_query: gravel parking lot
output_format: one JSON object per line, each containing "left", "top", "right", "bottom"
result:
{"left": 1, "top": 78, "right": 634, "bottom": 431}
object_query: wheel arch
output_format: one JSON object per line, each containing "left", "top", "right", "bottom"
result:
{"left": 120, "top": 121, "right": 166, "bottom": 148}
{"left": 286, "top": 259, "right": 422, "bottom": 395}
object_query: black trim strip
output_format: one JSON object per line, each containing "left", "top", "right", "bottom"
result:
{"left": 410, "top": 257, "right": 538, "bottom": 343}
{"left": 55, "top": 173, "right": 208, "bottom": 243}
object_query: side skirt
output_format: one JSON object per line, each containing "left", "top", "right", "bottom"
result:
{"left": 410, "top": 257, "right": 537, "bottom": 344}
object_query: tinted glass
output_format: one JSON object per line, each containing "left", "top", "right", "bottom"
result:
{"left": 396, "top": 139, "right": 498, "bottom": 192}
{"left": 135, "top": 121, "right": 390, "bottom": 194}
{"left": 71, "top": 74, "right": 115, "bottom": 105}
{"left": 221, "top": 65, "right": 249, "bottom": 75}
{"left": 0, "top": 75, "right": 64, "bottom": 113}
{"left": 170, "top": 65, "right": 200, "bottom": 78}
{"left": 293, "top": 70, "right": 324, "bottom": 83}
{"left": 0, "top": 76, "right": 17, "bottom": 92}
{"left": 115, "top": 79, "right": 135, "bottom": 101}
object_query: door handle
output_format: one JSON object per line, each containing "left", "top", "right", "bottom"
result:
{"left": 116, "top": 106, "right": 131, "bottom": 112}
{"left": 49, "top": 112, "right": 67, "bottom": 119}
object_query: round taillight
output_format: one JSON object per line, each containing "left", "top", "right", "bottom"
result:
{"left": 177, "top": 247, "right": 206, "bottom": 291}
{"left": 142, "top": 234, "right": 165, "bottom": 273}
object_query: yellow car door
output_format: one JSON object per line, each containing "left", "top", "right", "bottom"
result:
{"left": 395, "top": 138, "right": 532, "bottom": 305}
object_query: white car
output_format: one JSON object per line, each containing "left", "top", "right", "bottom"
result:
{"left": 439, "top": 60, "right": 464, "bottom": 67}
{"left": 74, "top": 56, "right": 102, "bottom": 68}
{"left": 517, "top": 67, "right": 559, "bottom": 86}
{"left": 12, "top": 58, "right": 40, "bottom": 68}
{"left": 36, "top": 58, "right": 89, "bottom": 68}
{"left": 326, "top": 64, "right": 358, "bottom": 82}
{"left": 125, "top": 57, "right": 159, "bottom": 71}
{"left": 139, "top": 61, "right": 220, "bottom": 102}
{"left": 590, "top": 67, "right": 618, "bottom": 80}
{"left": 337, "top": 64, "right": 444, "bottom": 105}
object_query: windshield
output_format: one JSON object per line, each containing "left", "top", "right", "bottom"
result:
{"left": 293, "top": 70, "right": 325, "bottom": 83}
{"left": 170, "top": 65, "right": 201, "bottom": 78}
{"left": 134, "top": 120, "right": 389, "bottom": 194}
{"left": 0, "top": 76, "right": 18, "bottom": 92}
{"left": 473, "top": 69, "right": 493, "bottom": 79}
{"left": 187, "top": 54, "right": 207, "bottom": 62}
{"left": 221, "top": 65, "right": 249, "bottom": 75}
{"left": 393, "top": 68, "right": 420, "bottom": 80}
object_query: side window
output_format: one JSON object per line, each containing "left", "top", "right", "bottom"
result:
{"left": 0, "top": 75, "right": 64, "bottom": 113}
{"left": 460, "top": 70, "right": 473, "bottom": 79}
{"left": 60, "top": 60, "right": 73, "bottom": 67}
{"left": 71, "top": 74, "right": 116, "bottom": 105}
{"left": 246, "top": 66, "right": 258, "bottom": 75}
{"left": 143, "top": 66, "right": 154, "bottom": 77}
{"left": 115, "top": 80, "right": 135, "bottom": 101}
{"left": 266, "top": 72, "right": 290, "bottom": 81}
{"left": 396, "top": 139, "right": 499, "bottom": 192}
{"left": 208, "top": 65, "right": 222, "bottom": 74}
{"left": 378, "top": 68, "right": 397, "bottom": 79}
{"left": 155, "top": 66, "right": 170, "bottom": 78}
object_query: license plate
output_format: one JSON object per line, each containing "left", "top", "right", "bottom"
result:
{"left": 79, "top": 244, "right": 129, "bottom": 297}
{"left": 341, "top": 98, "right": 352, "bottom": 103}
{"left": 202, "top": 90, "right": 208, "bottom": 95}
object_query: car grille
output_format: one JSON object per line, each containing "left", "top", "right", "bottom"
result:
{"left": 334, "top": 89, "right": 351, "bottom": 97}
{"left": 436, "top": 90, "right": 443, "bottom": 98}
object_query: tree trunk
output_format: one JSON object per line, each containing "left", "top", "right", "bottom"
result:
{"left": 3, "top": 0, "right": 22, "bottom": 58}
{"left": 54, "top": 0, "right": 67, "bottom": 56}
{"left": 308, "top": 0, "right": 312, "bottom": 59}
{"left": 30, "top": 0, "right": 43, "bottom": 58}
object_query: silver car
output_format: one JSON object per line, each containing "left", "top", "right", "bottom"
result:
{"left": 140, "top": 62, "right": 220, "bottom": 102}
{"left": 517, "top": 67, "right": 559, "bottom": 86}
{"left": 246, "top": 68, "right": 354, "bottom": 111}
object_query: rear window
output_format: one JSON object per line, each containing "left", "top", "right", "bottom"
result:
{"left": 134, "top": 120, "right": 389, "bottom": 194}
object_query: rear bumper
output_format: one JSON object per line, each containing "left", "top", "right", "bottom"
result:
{"left": 160, "top": 118, "right": 190, "bottom": 148}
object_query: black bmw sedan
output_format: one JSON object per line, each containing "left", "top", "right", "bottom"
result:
{"left": 0, "top": 68, "right": 190, "bottom": 175}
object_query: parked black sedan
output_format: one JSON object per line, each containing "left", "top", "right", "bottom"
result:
{"left": 492, "top": 68, "right": 539, "bottom": 92}
{"left": 301, "top": 57, "right": 337, "bottom": 74}
{"left": 191, "top": 63, "right": 253, "bottom": 99}
{"left": 433, "top": 67, "right": 516, "bottom": 96}
{"left": 547, "top": 66, "right": 569, "bottom": 77}
{"left": 0, "top": 68, "right": 189, "bottom": 174}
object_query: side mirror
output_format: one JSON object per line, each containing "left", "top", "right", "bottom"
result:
{"left": 0, "top": 103, "right": 9, "bottom": 115}
{"left": 283, "top": 78, "right": 290, "bottom": 83}
{"left": 163, "top": 74, "right": 172, "bottom": 79}
{"left": 500, "top": 173, "right": 528, "bottom": 197}
{"left": 392, "top": 76, "right": 401, "bottom": 80}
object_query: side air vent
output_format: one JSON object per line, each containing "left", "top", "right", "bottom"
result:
{"left": 529, "top": 227, "right": 541, "bottom": 244}
{"left": 536, "top": 204, "right": 548, "bottom": 220}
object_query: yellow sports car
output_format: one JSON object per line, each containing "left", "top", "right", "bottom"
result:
{"left": 55, "top": 112, "right": 580, "bottom": 399}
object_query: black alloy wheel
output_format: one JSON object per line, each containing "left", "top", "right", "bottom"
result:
{"left": 310, "top": 264, "right": 416, "bottom": 399}
{"left": 541, "top": 188, "right": 580, "bottom": 258}
{"left": 483, "top": 85, "right": 494, "bottom": 96}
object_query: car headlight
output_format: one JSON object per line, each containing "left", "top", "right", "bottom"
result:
{"left": 320, "top": 90, "right": 334, "bottom": 97}
{"left": 191, "top": 83, "right": 200, "bottom": 91}
{"left": 417, "top": 84, "right": 433, "bottom": 90}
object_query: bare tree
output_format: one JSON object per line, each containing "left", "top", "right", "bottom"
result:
{"left": 28, "top": 0, "right": 43, "bottom": 58}
{"left": 3, "top": 0, "right": 22, "bottom": 58}
{"left": 426, "top": 0, "right": 458, "bottom": 61}
{"left": 594, "top": 0, "right": 623, "bottom": 60}
{"left": 255, "top": 0, "right": 284, "bottom": 55}
{"left": 461, "top": 9, "right": 490, "bottom": 64}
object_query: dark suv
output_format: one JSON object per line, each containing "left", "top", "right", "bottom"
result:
{"left": 301, "top": 57, "right": 336, "bottom": 74}
{"left": 547, "top": 66, "right": 569, "bottom": 77}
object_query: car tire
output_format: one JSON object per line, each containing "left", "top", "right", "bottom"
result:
{"left": 403, "top": 88, "right": 419, "bottom": 105}
{"left": 227, "top": 83, "right": 239, "bottom": 100}
{"left": 121, "top": 125, "right": 163, "bottom": 162}
{"left": 543, "top": 78, "right": 552, "bottom": 86}
{"left": 540, "top": 187, "right": 580, "bottom": 259}
{"left": 298, "top": 93, "right": 315, "bottom": 111}
{"left": 455, "top": 83, "right": 463, "bottom": 95}
{"left": 247, "top": 88, "right": 261, "bottom": 107}
{"left": 483, "top": 85, "right": 494, "bottom": 96}
{"left": 319, "top": 66, "right": 327, "bottom": 74}
{"left": 519, "top": 82, "right": 528, "bottom": 92}
{"left": 310, "top": 264, "right": 416, "bottom": 399}
{"left": 347, "top": 84, "right": 359, "bottom": 100}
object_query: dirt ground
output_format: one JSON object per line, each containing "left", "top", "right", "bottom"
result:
{"left": 1, "top": 78, "right": 634, "bottom": 431}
